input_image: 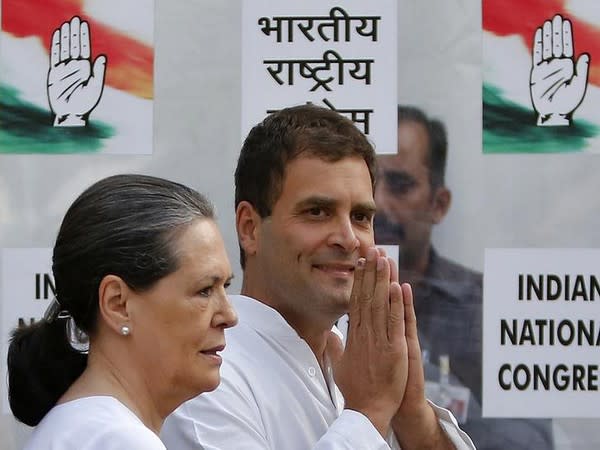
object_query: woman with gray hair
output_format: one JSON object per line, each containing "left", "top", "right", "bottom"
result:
{"left": 7, "top": 174, "right": 238, "bottom": 449}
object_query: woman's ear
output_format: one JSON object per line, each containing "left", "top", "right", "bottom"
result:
{"left": 98, "top": 274, "right": 131, "bottom": 335}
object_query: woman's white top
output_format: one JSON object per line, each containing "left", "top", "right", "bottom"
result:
{"left": 23, "top": 396, "right": 166, "bottom": 450}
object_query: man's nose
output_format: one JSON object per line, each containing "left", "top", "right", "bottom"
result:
{"left": 328, "top": 216, "right": 360, "bottom": 252}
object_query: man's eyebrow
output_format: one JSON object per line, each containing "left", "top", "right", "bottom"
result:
{"left": 382, "top": 167, "right": 411, "bottom": 178}
{"left": 382, "top": 169, "right": 416, "bottom": 184}
{"left": 353, "top": 202, "right": 377, "bottom": 216}
{"left": 294, "top": 196, "right": 376, "bottom": 214}
{"left": 294, "top": 196, "right": 338, "bottom": 211}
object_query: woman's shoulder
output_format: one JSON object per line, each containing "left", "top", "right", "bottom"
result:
{"left": 24, "top": 396, "right": 165, "bottom": 450}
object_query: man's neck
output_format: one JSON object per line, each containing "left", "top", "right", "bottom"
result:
{"left": 241, "top": 279, "right": 336, "bottom": 368}
{"left": 400, "top": 245, "right": 431, "bottom": 285}
{"left": 280, "top": 308, "right": 334, "bottom": 369}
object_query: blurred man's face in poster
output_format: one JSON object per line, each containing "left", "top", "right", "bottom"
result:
{"left": 374, "top": 120, "right": 448, "bottom": 272}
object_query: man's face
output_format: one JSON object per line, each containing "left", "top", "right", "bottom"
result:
{"left": 374, "top": 120, "right": 444, "bottom": 271}
{"left": 254, "top": 155, "right": 376, "bottom": 320}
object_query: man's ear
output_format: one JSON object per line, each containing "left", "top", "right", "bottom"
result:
{"left": 98, "top": 274, "right": 131, "bottom": 335}
{"left": 236, "top": 201, "right": 262, "bottom": 258}
{"left": 432, "top": 186, "right": 451, "bottom": 224}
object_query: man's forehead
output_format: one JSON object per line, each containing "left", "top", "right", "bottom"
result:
{"left": 276, "top": 154, "right": 372, "bottom": 196}
{"left": 377, "top": 154, "right": 405, "bottom": 171}
{"left": 286, "top": 153, "right": 366, "bottom": 169}
{"left": 397, "top": 121, "right": 430, "bottom": 158}
{"left": 378, "top": 150, "right": 427, "bottom": 173}
{"left": 283, "top": 154, "right": 368, "bottom": 178}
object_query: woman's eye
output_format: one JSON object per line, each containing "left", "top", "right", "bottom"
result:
{"left": 199, "top": 287, "right": 213, "bottom": 298}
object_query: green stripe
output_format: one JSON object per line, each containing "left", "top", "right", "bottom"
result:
{"left": 483, "top": 83, "right": 598, "bottom": 153}
{"left": 0, "top": 84, "right": 114, "bottom": 154}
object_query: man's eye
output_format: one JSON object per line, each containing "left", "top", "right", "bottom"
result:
{"left": 307, "top": 207, "right": 324, "bottom": 216}
{"left": 384, "top": 172, "right": 415, "bottom": 193}
{"left": 353, "top": 212, "right": 370, "bottom": 223}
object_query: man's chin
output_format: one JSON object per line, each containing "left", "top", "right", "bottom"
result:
{"left": 320, "top": 288, "right": 351, "bottom": 310}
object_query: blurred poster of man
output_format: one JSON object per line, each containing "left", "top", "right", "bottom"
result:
{"left": 373, "top": 105, "right": 554, "bottom": 449}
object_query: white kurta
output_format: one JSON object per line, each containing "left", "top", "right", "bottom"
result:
{"left": 24, "top": 396, "right": 166, "bottom": 450}
{"left": 161, "top": 295, "right": 475, "bottom": 449}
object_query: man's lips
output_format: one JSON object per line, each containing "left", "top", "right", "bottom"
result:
{"left": 313, "top": 263, "right": 356, "bottom": 276}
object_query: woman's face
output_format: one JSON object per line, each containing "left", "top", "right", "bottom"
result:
{"left": 127, "top": 219, "right": 237, "bottom": 401}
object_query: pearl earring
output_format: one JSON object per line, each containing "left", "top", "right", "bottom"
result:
{"left": 120, "top": 325, "right": 130, "bottom": 336}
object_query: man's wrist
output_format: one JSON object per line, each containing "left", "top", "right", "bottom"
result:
{"left": 392, "top": 402, "right": 454, "bottom": 449}
{"left": 345, "top": 406, "right": 391, "bottom": 439}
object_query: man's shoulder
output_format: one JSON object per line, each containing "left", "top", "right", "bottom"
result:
{"left": 221, "top": 316, "right": 269, "bottom": 371}
{"left": 424, "top": 250, "right": 483, "bottom": 305}
{"left": 433, "top": 253, "right": 482, "bottom": 286}
{"left": 171, "top": 322, "right": 271, "bottom": 419}
{"left": 221, "top": 296, "right": 291, "bottom": 376}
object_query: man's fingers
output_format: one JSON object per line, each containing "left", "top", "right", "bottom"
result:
{"left": 70, "top": 16, "right": 81, "bottom": 59}
{"left": 402, "top": 282, "right": 425, "bottom": 376}
{"left": 388, "top": 256, "right": 398, "bottom": 284}
{"left": 402, "top": 283, "right": 417, "bottom": 340}
{"left": 348, "top": 257, "right": 365, "bottom": 330}
{"left": 50, "top": 30, "right": 60, "bottom": 66}
{"left": 371, "top": 256, "right": 390, "bottom": 334}
{"left": 533, "top": 28, "right": 543, "bottom": 65}
{"left": 60, "top": 22, "right": 70, "bottom": 62}
{"left": 562, "top": 19, "right": 573, "bottom": 58}
{"left": 80, "top": 20, "right": 91, "bottom": 59}
{"left": 387, "top": 281, "right": 405, "bottom": 344}
{"left": 552, "top": 14, "right": 563, "bottom": 58}
{"left": 374, "top": 246, "right": 398, "bottom": 282}
{"left": 358, "top": 247, "right": 379, "bottom": 322}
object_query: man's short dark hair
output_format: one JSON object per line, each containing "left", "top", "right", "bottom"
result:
{"left": 397, "top": 105, "right": 448, "bottom": 189}
{"left": 235, "top": 104, "right": 377, "bottom": 267}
